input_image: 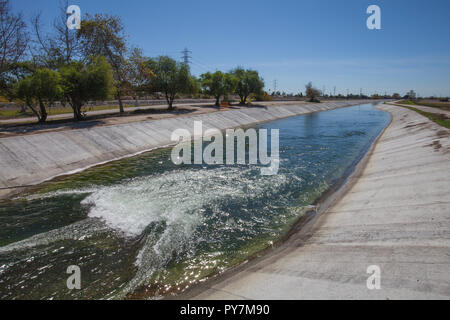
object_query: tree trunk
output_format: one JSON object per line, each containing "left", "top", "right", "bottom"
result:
{"left": 28, "top": 105, "right": 41, "bottom": 123}
{"left": 38, "top": 101, "right": 47, "bottom": 123}
{"left": 68, "top": 98, "right": 83, "bottom": 121}
{"left": 168, "top": 99, "right": 174, "bottom": 111}
{"left": 215, "top": 96, "right": 220, "bottom": 106}
{"left": 19, "top": 104, "right": 27, "bottom": 114}
{"left": 118, "top": 94, "right": 124, "bottom": 113}
{"left": 166, "top": 92, "right": 174, "bottom": 111}
{"left": 73, "top": 106, "right": 83, "bottom": 121}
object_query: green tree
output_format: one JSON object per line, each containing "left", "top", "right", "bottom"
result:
{"left": 15, "top": 68, "right": 62, "bottom": 123}
{"left": 77, "top": 14, "right": 129, "bottom": 113}
{"left": 148, "top": 56, "right": 196, "bottom": 110}
{"left": 59, "top": 56, "right": 113, "bottom": 121}
{"left": 200, "top": 71, "right": 237, "bottom": 106}
{"left": 230, "top": 67, "right": 264, "bottom": 105}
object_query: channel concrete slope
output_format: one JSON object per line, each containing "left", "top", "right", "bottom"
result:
{"left": 186, "top": 103, "right": 450, "bottom": 300}
{"left": 0, "top": 101, "right": 363, "bottom": 198}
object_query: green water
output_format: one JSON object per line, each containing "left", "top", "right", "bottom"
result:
{"left": 0, "top": 103, "right": 390, "bottom": 299}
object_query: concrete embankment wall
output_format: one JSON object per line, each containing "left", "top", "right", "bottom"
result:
{"left": 0, "top": 101, "right": 363, "bottom": 197}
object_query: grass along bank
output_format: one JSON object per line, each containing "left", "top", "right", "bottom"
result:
{"left": 397, "top": 99, "right": 450, "bottom": 111}
{"left": 389, "top": 102, "right": 450, "bottom": 129}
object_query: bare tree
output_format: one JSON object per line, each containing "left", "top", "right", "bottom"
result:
{"left": 30, "top": 0, "right": 80, "bottom": 68}
{"left": 305, "top": 82, "right": 321, "bottom": 103}
{"left": 52, "top": 0, "right": 81, "bottom": 63}
{"left": 0, "top": 0, "right": 28, "bottom": 95}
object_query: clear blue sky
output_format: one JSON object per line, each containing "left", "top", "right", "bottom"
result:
{"left": 12, "top": 0, "right": 450, "bottom": 97}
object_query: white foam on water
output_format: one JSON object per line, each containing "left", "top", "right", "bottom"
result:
{"left": 78, "top": 166, "right": 288, "bottom": 298}
{"left": 0, "top": 218, "right": 108, "bottom": 253}
{"left": 80, "top": 166, "right": 287, "bottom": 238}
{"left": 9, "top": 165, "right": 288, "bottom": 299}
{"left": 21, "top": 188, "right": 98, "bottom": 201}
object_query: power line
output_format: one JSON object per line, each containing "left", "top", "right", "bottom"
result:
{"left": 191, "top": 58, "right": 213, "bottom": 71}
{"left": 144, "top": 50, "right": 179, "bottom": 55}
{"left": 190, "top": 61, "right": 209, "bottom": 72}
{"left": 193, "top": 55, "right": 217, "bottom": 70}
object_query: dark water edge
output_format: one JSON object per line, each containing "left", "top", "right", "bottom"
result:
{"left": 0, "top": 103, "right": 390, "bottom": 300}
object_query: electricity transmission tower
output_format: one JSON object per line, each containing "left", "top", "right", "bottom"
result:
{"left": 181, "top": 48, "right": 192, "bottom": 66}
{"left": 273, "top": 80, "right": 277, "bottom": 94}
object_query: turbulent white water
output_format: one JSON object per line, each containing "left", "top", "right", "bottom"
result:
{"left": 81, "top": 166, "right": 287, "bottom": 237}
{"left": 17, "top": 166, "right": 280, "bottom": 297}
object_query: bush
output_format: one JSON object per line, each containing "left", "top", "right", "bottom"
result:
{"left": 253, "top": 91, "right": 273, "bottom": 102}
{"left": 305, "top": 82, "right": 321, "bottom": 103}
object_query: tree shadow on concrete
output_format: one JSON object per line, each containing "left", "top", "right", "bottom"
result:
{"left": 0, "top": 107, "right": 199, "bottom": 137}
{"left": 0, "top": 119, "right": 104, "bottom": 137}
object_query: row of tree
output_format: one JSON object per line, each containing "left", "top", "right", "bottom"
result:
{"left": 15, "top": 56, "right": 113, "bottom": 122}
{"left": 0, "top": 0, "right": 265, "bottom": 123}
{"left": 200, "top": 69, "right": 265, "bottom": 106}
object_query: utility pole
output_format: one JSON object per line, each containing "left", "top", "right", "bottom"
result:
{"left": 273, "top": 80, "right": 277, "bottom": 94}
{"left": 181, "top": 47, "right": 192, "bottom": 66}
{"left": 333, "top": 86, "right": 336, "bottom": 97}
